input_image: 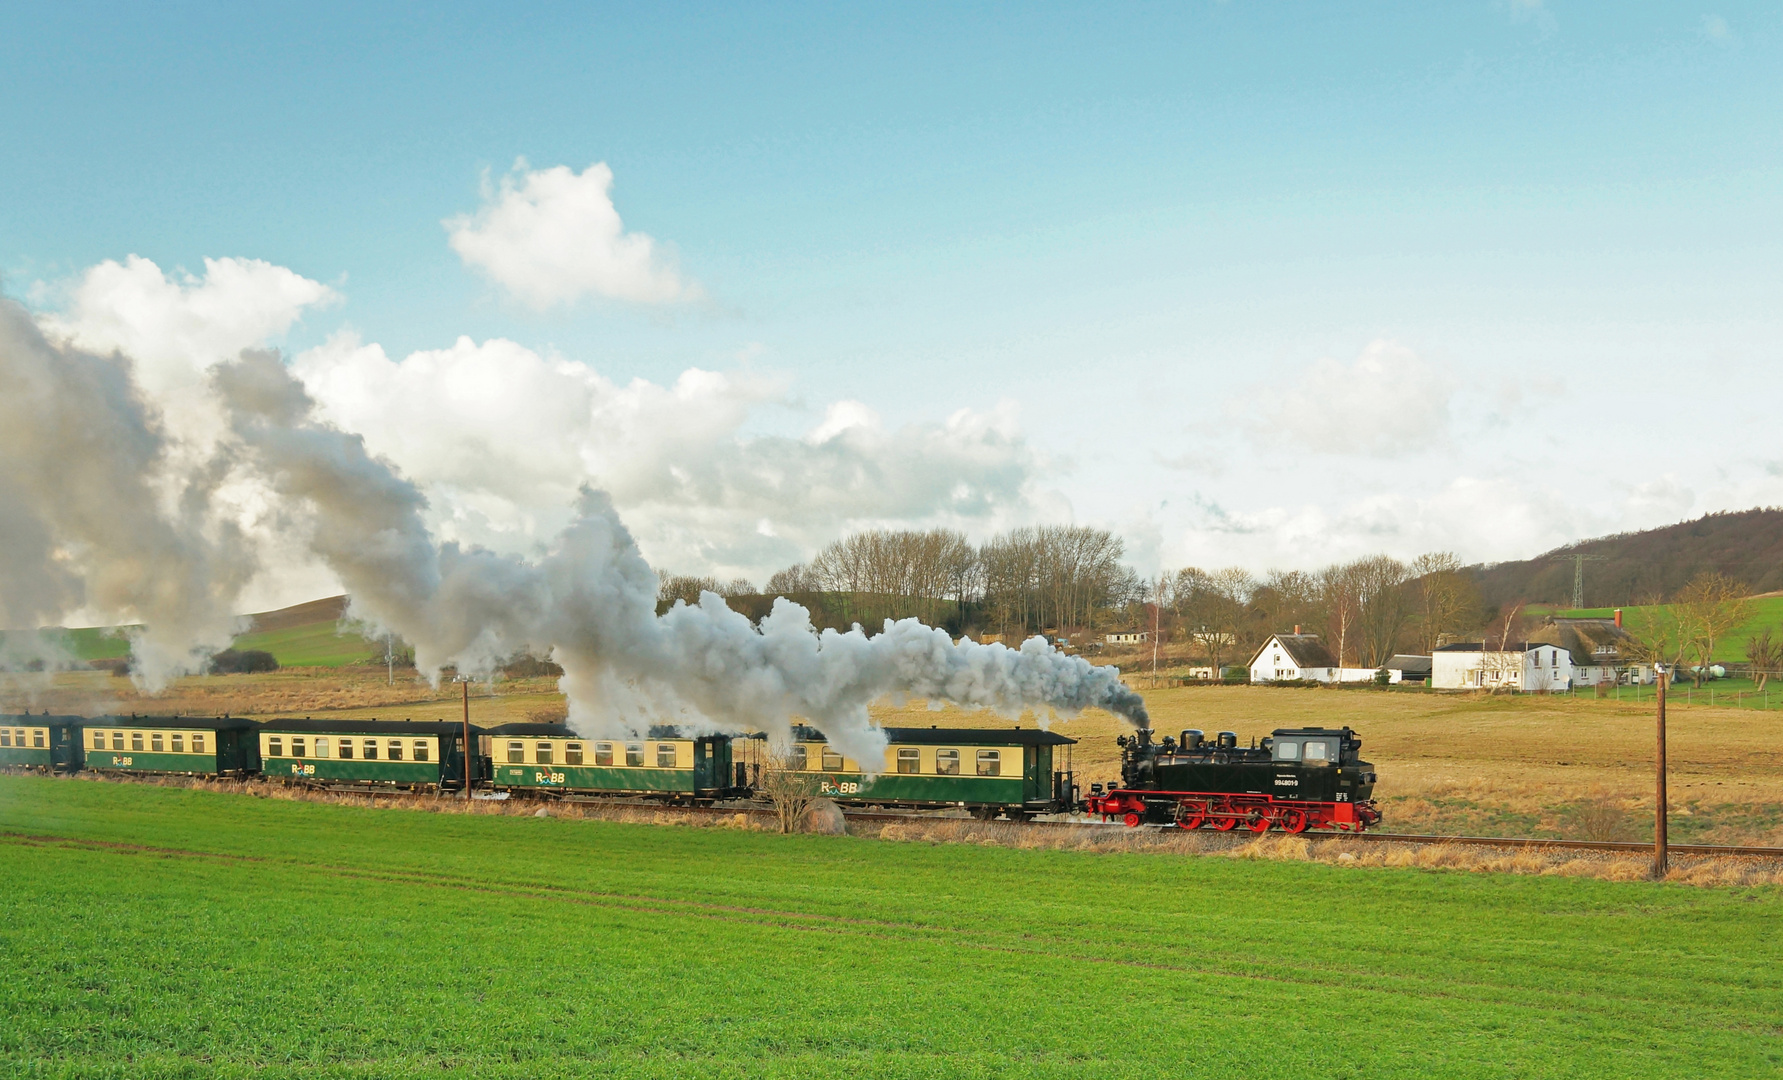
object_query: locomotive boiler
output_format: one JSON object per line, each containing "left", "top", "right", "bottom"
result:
{"left": 1082, "top": 726, "right": 1381, "bottom": 833}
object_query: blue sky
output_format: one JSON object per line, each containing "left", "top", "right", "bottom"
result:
{"left": 5, "top": 2, "right": 1782, "bottom": 601}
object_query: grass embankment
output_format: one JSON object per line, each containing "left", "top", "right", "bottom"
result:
{"left": 1, "top": 777, "right": 1778, "bottom": 1078}
{"left": 1541, "top": 595, "right": 1783, "bottom": 662}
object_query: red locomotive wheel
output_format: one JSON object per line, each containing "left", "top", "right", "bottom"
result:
{"left": 1211, "top": 811, "right": 1237, "bottom": 832}
{"left": 1122, "top": 811, "right": 1143, "bottom": 828}
{"left": 1177, "top": 813, "right": 1205, "bottom": 830}
{"left": 1247, "top": 813, "right": 1271, "bottom": 833}
{"left": 1279, "top": 808, "right": 1308, "bottom": 834}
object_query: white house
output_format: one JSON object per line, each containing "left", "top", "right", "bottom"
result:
{"left": 1432, "top": 642, "right": 1573, "bottom": 691}
{"left": 1528, "top": 616, "right": 1656, "bottom": 686}
{"left": 1249, "top": 634, "right": 1339, "bottom": 683}
{"left": 1105, "top": 631, "right": 1150, "bottom": 645}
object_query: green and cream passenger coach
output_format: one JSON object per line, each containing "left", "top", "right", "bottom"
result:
{"left": 784, "top": 725, "right": 1078, "bottom": 820}
{"left": 257, "top": 718, "right": 480, "bottom": 791}
{"left": 82, "top": 716, "right": 259, "bottom": 777}
{"left": 482, "top": 723, "right": 744, "bottom": 801}
{"left": 0, "top": 714, "right": 85, "bottom": 772}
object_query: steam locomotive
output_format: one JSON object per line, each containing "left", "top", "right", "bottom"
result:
{"left": 1081, "top": 726, "right": 1380, "bottom": 833}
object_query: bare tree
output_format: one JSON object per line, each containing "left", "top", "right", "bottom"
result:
{"left": 1319, "top": 562, "right": 1364, "bottom": 671}
{"left": 756, "top": 749, "right": 825, "bottom": 834}
{"left": 1351, "top": 555, "right": 1411, "bottom": 666}
{"left": 1178, "top": 567, "right": 1254, "bottom": 677}
{"left": 1746, "top": 626, "right": 1780, "bottom": 690}
{"left": 1409, "top": 551, "right": 1474, "bottom": 653}
{"left": 1672, "top": 572, "right": 1750, "bottom": 687}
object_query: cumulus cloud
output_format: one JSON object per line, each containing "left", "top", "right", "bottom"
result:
{"left": 292, "top": 333, "right": 1039, "bottom": 581}
{"left": 1235, "top": 339, "right": 1452, "bottom": 457}
{"left": 445, "top": 161, "right": 698, "bottom": 308}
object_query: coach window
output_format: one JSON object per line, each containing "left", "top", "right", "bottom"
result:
{"left": 936, "top": 749, "right": 960, "bottom": 776}
{"left": 625, "top": 743, "right": 644, "bottom": 767}
{"left": 338, "top": 738, "right": 352, "bottom": 759}
{"left": 413, "top": 741, "right": 429, "bottom": 762}
{"left": 33, "top": 731, "right": 45, "bottom": 748}
{"left": 0, "top": 731, "right": 10, "bottom": 747}
{"left": 505, "top": 741, "right": 523, "bottom": 763}
{"left": 313, "top": 737, "right": 328, "bottom": 758}
{"left": 821, "top": 748, "right": 844, "bottom": 772}
{"left": 268, "top": 737, "right": 283, "bottom": 757}
{"left": 93, "top": 731, "right": 106, "bottom": 750}
{"left": 976, "top": 750, "right": 1001, "bottom": 777}
{"left": 388, "top": 740, "right": 403, "bottom": 761}
{"left": 536, "top": 742, "right": 554, "bottom": 765}
{"left": 790, "top": 745, "right": 807, "bottom": 770}
{"left": 151, "top": 733, "right": 164, "bottom": 752}
{"left": 565, "top": 742, "right": 583, "bottom": 765}
{"left": 896, "top": 748, "right": 920, "bottom": 774}
{"left": 291, "top": 738, "right": 306, "bottom": 758}
{"left": 171, "top": 733, "right": 184, "bottom": 753}
{"left": 131, "top": 732, "right": 144, "bottom": 752}
{"left": 656, "top": 744, "right": 677, "bottom": 768}
{"left": 113, "top": 732, "right": 125, "bottom": 750}
{"left": 191, "top": 734, "right": 204, "bottom": 754}
{"left": 1302, "top": 740, "right": 1331, "bottom": 765}
{"left": 595, "top": 742, "right": 614, "bottom": 766}
{"left": 1273, "top": 741, "right": 1301, "bottom": 762}
{"left": 362, "top": 739, "right": 378, "bottom": 760}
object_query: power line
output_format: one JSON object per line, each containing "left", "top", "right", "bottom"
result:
{"left": 1551, "top": 553, "right": 1607, "bottom": 610}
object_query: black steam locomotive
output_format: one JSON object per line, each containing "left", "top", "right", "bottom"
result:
{"left": 1083, "top": 726, "right": 1381, "bottom": 833}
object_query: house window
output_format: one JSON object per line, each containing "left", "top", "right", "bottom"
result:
{"left": 626, "top": 742, "right": 644, "bottom": 767}
{"left": 936, "top": 749, "right": 960, "bottom": 775}
{"left": 171, "top": 733, "right": 184, "bottom": 753}
{"left": 595, "top": 742, "right": 614, "bottom": 766}
{"left": 268, "top": 737, "right": 283, "bottom": 757}
{"left": 896, "top": 748, "right": 920, "bottom": 774}
{"left": 536, "top": 742, "right": 554, "bottom": 765}
{"left": 508, "top": 741, "right": 525, "bottom": 763}
{"left": 821, "top": 748, "right": 844, "bottom": 771}
{"left": 977, "top": 750, "right": 1002, "bottom": 776}
{"left": 565, "top": 743, "right": 583, "bottom": 765}
{"left": 656, "top": 743, "right": 677, "bottom": 768}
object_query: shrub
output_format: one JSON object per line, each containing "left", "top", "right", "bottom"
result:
{"left": 208, "top": 649, "right": 279, "bottom": 674}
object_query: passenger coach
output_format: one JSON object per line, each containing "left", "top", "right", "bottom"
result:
{"left": 482, "top": 723, "right": 742, "bottom": 801}
{"left": 257, "top": 718, "right": 480, "bottom": 791}
{"left": 0, "top": 714, "right": 85, "bottom": 773}
{"left": 783, "top": 725, "right": 1077, "bottom": 820}
{"left": 82, "top": 716, "right": 259, "bottom": 777}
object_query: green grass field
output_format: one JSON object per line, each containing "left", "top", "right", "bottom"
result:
{"left": 227, "top": 622, "right": 384, "bottom": 668}
{"left": 1544, "top": 596, "right": 1783, "bottom": 663}
{"left": 1, "top": 778, "right": 1778, "bottom": 1078}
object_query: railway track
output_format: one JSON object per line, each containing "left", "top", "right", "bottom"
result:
{"left": 139, "top": 776, "right": 1783, "bottom": 861}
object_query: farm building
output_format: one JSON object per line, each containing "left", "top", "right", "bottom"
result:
{"left": 1383, "top": 654, "right": 1433, "bottom": 684}
{"left": 1527, "top": 616, "right": 1655, "bottom": 686}
{"left": 1105, "top": 631, "right": 1149, "bottom": 645}
{"left": 1249, "top": 633, "right": 1339, "bottom": 683}
{"left": 1432, "top": 642, "right": 1573, "bottom": 691}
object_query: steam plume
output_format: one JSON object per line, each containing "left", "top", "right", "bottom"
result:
{"left": 217, "top": 352, "right": 1147, "bottom": 760}
{"left": 0, "top": 297, "right": 252, "bottom": 689}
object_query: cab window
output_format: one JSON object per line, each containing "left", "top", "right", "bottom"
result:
{"left": 821, "top": 748, "right": 844, "bottom": 771}
{"left": 565, "top": 742, "right": 584, "bottom": 765}
{"left": 507, "top": 741, "right": 524, "bottom": 763}
{"left": 656, "top": 744, "right": 677, "bottom": 768}
{"left": 936, "top": 749, "right": 960, "bottom": 776}
{"left": 896, "top": 748, "right": 920, "bottom": 774}
{"left": 976, "top": 750, "right": 1001, "bottom": 776}
{"left": 1303, "top": 740, "right": 1331, "bottom": 764}
{"left": 1273, "top": 741, "right": 1301, "bottom": 762}
{"left": 536, "top": 742, "right": 554, "bottom": 765}
{"left": 595, "top": 742, "right": 613, "bottom": 766}
{"left": 625, "top": 743, "right": 644, "bottom": 767}
{"left": 412, "top": 741, "right": 429, "bottom": 762}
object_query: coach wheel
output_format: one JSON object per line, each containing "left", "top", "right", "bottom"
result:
{"left": 1121, "top": 811, "right": 1143, "bottom": 828}
{"left": 1279, "top": 808, "right": 1308, "bottom": 834}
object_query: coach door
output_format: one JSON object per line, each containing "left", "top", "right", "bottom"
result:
{"left": 51, "top": 724, "right": 83, "bottom": 773}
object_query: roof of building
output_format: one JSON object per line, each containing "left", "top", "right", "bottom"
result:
{"left": 1529, "top": 617, "right": 1636, "bottom": 666}
{"left": 1250, "top": 633, "right": 1338, "bottom": 670}
{"left": 1385, "top": 654, "right": 1433, "bottom": 673}
{"left": 1433, "top": 642, "right": 1558, "bottom": 653}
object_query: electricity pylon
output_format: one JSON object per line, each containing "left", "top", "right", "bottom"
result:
{"left": 1552, "top": 553, "right": 1607, "bottom": 610}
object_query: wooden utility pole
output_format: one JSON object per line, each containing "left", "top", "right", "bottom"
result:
{"left": 461, "top": 677, "right": 474, "bottom": 801}
{"left": 1654, "top": 664, "right": 1668, "bottom": 878}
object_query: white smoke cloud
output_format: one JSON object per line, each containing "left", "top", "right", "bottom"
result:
{"left": 445, "top": 161, "right": 698, "bottom": 308}
{"left": 0, "top": 296, "right": 254, "bottom": 690}
{"left": 215, "top": 352, "right": 1147, "bottom": 761}
{"left": 1236, "top": 339, "right": 1452, "bottom": 457}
